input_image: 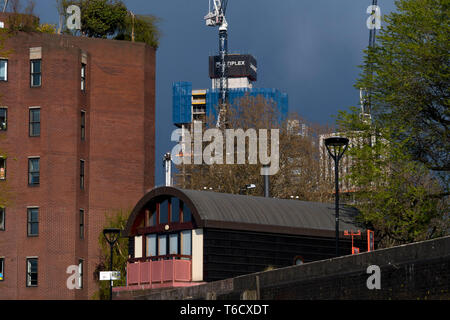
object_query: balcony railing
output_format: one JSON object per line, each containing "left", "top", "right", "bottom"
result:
{"left": 126, "top": 255, "right": 192, "bottom": 287}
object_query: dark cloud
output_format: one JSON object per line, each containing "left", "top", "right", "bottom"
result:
{"left": 34, "top": 0, "right": 397, "bottom": 185}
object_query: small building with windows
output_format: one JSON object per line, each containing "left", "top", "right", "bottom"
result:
{"left": 118, "top": 187, "right": 369, "bottom": 291}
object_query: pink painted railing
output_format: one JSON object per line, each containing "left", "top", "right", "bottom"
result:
{"left": 126, "top": 258, "right": 192, "bottom": 286}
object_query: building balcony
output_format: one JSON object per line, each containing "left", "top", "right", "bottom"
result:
{"left": 115, "top": 255, "right": 204, "bottom": 292}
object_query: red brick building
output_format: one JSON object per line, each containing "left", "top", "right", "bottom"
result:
{"left": 0, "top": 17, "right": 156, "bottom": 299}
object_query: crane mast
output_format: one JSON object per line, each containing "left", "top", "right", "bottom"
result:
{"left": 360, "top": 0, "right": 379, "bottom": 123}
{"left": 205, "top": 0, "right": 229, "bottom": 129}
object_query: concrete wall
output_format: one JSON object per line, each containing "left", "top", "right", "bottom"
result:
{"left": 114, "top": 236, "right": 450, "bottom": 300}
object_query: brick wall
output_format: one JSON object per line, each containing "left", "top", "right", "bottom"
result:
{"left": 113, "top": 236, "right": 450, "bottom": 300}
{"left": 0, "top": 32, "right": 155, "bottom": 300}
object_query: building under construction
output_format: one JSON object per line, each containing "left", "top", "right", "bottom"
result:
{"left": 173, "top": 54, "right": 288, "bottom": 127}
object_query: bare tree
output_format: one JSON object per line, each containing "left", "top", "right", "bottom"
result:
{"left": 174, "top": 95, "right": 333, "bottom": 202}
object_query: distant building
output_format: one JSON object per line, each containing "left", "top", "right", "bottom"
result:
{"left": 0, "top": 15, "right": 155, "bottom": 299}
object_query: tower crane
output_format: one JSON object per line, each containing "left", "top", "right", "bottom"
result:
{"left": 204, "top": 0, "right": 229, "bottom": 129}
{"left": 360, "top": 0, "right": 379, "bottom": 123}
{"left": 2, "top": 0, "right": 8, "bottom": 12}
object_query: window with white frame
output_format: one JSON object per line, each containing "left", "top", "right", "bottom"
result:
{"left": 26, "top": 258, "right": 38, "bottom": 287}
{"left": 30, "top": 59, "right": 42, "bottom": 87}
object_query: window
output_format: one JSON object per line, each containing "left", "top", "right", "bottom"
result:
{"left": 159, "top": 200, "right": 168, "bottom": 224}
{"left": 147, "top": 208, "right": 156, "bottom": 227}
{"left": 81, "top": 64, "right": 86, "bottom": 91}
{"left": 78, "top": 260, "right": 83, "bottom": 289}
{"left": 0, "top": 208, "right": 4, "bottom": 231}
{"left": 80, "top": 111, "right": 86, "bottom": 141}
{"left": 146, "top": 234, "right": 157, "bottom": 257}
{"left": 169, "top": 233, "right": 179, "bottom": 255}
{"left": 171, "top": 198, "right": 180, "bottom": 223}
{"left": 182, "top": 202, "right": 192, "bottom": 223}
{"left": 158, "top": 235, "right": 167, "bottom": 256}
{"left": 0, "top": 157, "right": 5, "bottom": 180}
{"left": 0, "top": 258, "right": 4, "bottom": 281}
{"left": 0, "top": 59, "right": 7, "bottom": 81}
{"left": 181, "top": 230, "right": 192, "bottom": 257}
{"left": 30, "top": 59, "right": 41, "bottom": 87}
{"left": 0, "top": 108, "right": 6, "bottom": 131}
{"left": 27, "top": 208, "right": 39, "bottom": 237}
{"left": 26, "top": 258, "right": 38, "bottom": 287}
{"left": 294, "top": 256, "right": 304, "bottom": 265}
{"left": 79, "top": 209, "right": 84, "bottom": 240}
{"left": 28, "top": 158, "right": 40, "bottom": 186}
{"left": 80, "top": 160, "right": 85, "bottom": 190}
{"left": 29, "top": 108, "right": 40, "bottom": 137}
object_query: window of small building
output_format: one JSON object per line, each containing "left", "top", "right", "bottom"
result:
{"left": 159, "top": 200, "right": 169, "bottom": 224}
{"left": 147, "top": 207, "right": 157, "bottom": 227}
{"left": 158, "top": 235, "right": 167, "bottom": 256}
{"left": 181, "top": 230, "right": 192, "bottom": 257}
{"left": 169, "top": 233, "right": 179, "bottom": 255}
{"left": 146, "top": 234, "right": 157, "bottom": 257}
{"left": 182, "top": 202, "right": 192, "bottom": 223}
{"left": 171, "top": 198, "right": 180, "bottom": 223}
{"left": 0, "top": 108, "right": 7, "bottom": 131}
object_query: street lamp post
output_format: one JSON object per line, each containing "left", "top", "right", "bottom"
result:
{"left": 103, "top": 228, "right": 121, "bottom": 300}
{"left": 324, "top": 137, "right": 349, "bottom": 257}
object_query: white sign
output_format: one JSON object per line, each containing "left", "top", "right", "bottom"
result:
{"left": 66, "top": 5, "right": 81, "bottom": 31}
{"left": 100, "top": 271, "right": 121, "bottom": 281}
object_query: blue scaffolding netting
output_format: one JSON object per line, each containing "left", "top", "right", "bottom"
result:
{"left": 172, "top": 81, "right": 192, "bottom": 125}
{"left": 173, "top": 82, "right": 289, "bottom": 126}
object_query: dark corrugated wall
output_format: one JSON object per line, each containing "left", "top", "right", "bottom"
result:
{"left": 203, "top": 228, "right": 365, "bottom": 282}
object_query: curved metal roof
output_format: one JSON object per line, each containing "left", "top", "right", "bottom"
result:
{"left": 125, "top": 187, "right": 363, "bottom": 238}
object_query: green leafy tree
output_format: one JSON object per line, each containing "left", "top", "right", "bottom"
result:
{"left": 92, "top": 209, "right": 130, "bottom": 300}
{"left": 357, "top": 0, "right": 449, "bottom": 192}
{"left": 77, "top": 0, "right": 127, "bottom": 38}
{"left": 337, "top": 107, "right": 448, "bottom": 247}
{"left": 115, "top": 13, "right": 160, "bottom": 49}
{"left": 4, "top": 0, "right": 40, "bottom": 32}
{"left": 58, "top": 0, "right": 160, "bottom": 48}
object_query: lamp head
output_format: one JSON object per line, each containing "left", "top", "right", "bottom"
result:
{"left": 324, "top": 136, "right": 349, "bottom": 160}
{"left": 103, "top": 228, "right": 121, "bottom": 245}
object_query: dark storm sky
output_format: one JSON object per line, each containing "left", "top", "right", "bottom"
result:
{"left": 33, "top": 0, "right": 397, "bottom": 185}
